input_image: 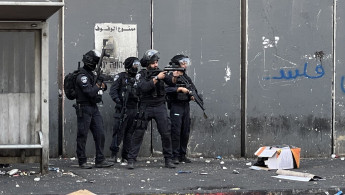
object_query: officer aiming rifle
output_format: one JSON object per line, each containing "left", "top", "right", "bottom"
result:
{"left": 146, "top": 65, "right": 185, "bottom": 79}
{"left": 165, "top": 58, "right": 207, "bottom": 119}
{"left": 165, "top": 54, "right": 206, "bottom": 165}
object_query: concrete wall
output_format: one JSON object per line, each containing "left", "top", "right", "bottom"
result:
{"left": 47, "top": 2, "right": 61, "bottom": 158}
{"left": 152, "top": 0, "right": 241, "bottom": 157}
{"left": 63, "top": 0, "right": 152, "bottom": 157}
{"left": 41, "top": 0, "right": 345, "bottom": 158}
{"left": 335, "top": 0, "right": 345, "bottom": 156}
{"left": 246, "top": 0, "right": 333, "bottom": 157}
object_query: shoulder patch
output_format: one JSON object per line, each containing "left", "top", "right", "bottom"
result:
{"left": 136, "top": 73, "right": 141, "bottom": 80}
{"left": 81, "top": 76, "right": 88, "bottom": 84}
{"left": 114, "top": 74, "right": 119, "bottom": 81}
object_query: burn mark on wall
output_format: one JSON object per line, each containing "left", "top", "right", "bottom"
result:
{"left": 247, "top": 115, "right": 331, "bottom": 157}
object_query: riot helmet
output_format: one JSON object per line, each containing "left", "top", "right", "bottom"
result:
{"left": 124, "top": 57, "right": 140, "bottom": 76}
{"left": 141, "top": 49, "right": 159, "bottom": 67}
{"left": 169, "top": 54, "right": 190, "bottom": 67}
{"left": 82, "top": 49, "right": 101, "bottom": 71}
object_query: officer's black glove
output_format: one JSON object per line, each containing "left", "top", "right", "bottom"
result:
{"left": 97, "top": 74, "right": 106, "bottom": 82}
{"left": 115, "top": 98, "right": 122, "bottom": 109}
{"left": 96, "top": 74, "right": 106, "bottom": 86}
{"left": 114, "top": 98, "right": 122, "bottom": 104}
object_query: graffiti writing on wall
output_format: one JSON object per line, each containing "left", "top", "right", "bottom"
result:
{"left": 264, "top": 51, "right": 325, "bottom": 80}
{"left": 95, "top": 25, "right": 136, "bottom": 33}
{"left": 341, "top": 76, "right": 345, "bottom": 93}
{"left": 264, "top": 62, "right": 324, "bottom": 80}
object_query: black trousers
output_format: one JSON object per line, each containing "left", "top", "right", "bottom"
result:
{"left": 128, "top": 103, "right": 173, "bottom": 161}
{"left": 170, "top": 102, "right": 190, "bottom": 159}
{"left": 110, "top": 107, "right": 137, "bottom": 160}
{"left": 76, "top": 105, "right": 105, "bottom": 165}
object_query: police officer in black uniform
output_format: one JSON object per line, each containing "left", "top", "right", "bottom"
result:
{"left": 74, "top": 50, "right": 114, "bottom": 169}
{"left": 166, "top": 55, "right": 194, "bottom": 164}
{"left": 109, "top": 57, "right": 140, "bottom": 164}
{"left": 127, "top": 49, "right": 180, "bottom": 169}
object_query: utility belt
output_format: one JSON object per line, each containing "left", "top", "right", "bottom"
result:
{"left": 176, "top": 93, "right": 190, "bottom": 101}
{"left": 75, "top": 102, "right": 96, "bottom": 106}
{"left": 170, "top": 100, "right": 190, "bottom": 105}
{"left": 73, "top": 103, "right": 96, "bottom": 117}
{"left": 151, "top": 88, "right": 166, "bottom": 98}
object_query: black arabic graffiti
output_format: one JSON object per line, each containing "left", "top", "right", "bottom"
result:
{"left": 95, "top": 25, "right": 136, "bottom": 32}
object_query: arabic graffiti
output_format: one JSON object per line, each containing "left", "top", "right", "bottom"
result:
{"left": 263, "top": 62, "right": 325, "bottom": 80}
{"left": 341, "top": 76, "right": 345, "bottom": 93}
{"left": 264, "top": 51, "right": 325, "bottom": 80}
{"left": 95, "top": 25, "right": 136, "bottom": 32}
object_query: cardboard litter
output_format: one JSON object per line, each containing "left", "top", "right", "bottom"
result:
{"left": 272, "top": 169, "right": 323, "bottom": 182}
{"left": 254, "top": 146, "right": 300, "bottom": 170}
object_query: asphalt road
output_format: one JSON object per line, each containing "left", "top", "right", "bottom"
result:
{"left": 0, "top": 157, "right": 345, "bottom": 194}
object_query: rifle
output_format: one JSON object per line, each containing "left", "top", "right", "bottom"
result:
{"left": 179, "top": 75, "right": 208, "bottom": 119}
{"left": 94, "top": 47, "right": 110, "bottom": 104}
{"left": 95, "top": 47, "right": 110, "bottom": 84}
{"left": 146, "top": 69, "right": 163, "bottom": 79}
{"left": 118, "top": 81, "right": 131, "bottom": 131}
{"left": 146, "top": 65, "right": 186, "bottom": 79}
{"left": 163, "top": 65, "right": 185, "bottom": 72}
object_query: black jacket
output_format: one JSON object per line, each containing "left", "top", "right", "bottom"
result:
{"left": 109, "top": 72, "right": 138, "bottom": 109}
{"left": 136, "top": 69, "right": 175, "bottom": 106}
{"left": 75, "top": 67, "right": 107, "bottom": 105}
{"left": 166, "top": 73, "right": 195, "bottom": 103}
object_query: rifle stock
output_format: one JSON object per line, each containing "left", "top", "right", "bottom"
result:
{"left": 95, "top": 48, "right": 109, "bottom": 81}
{"left": 146, "top": 69, "right": 162, "bottom": 78}
{"left": 179, "top": 75, "right": 208, "bottom": 119}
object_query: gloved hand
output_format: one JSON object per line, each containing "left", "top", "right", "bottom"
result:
{"left": 96, "top": 74, "right": 106, "bottom": 86}
{"left": 114, "top": 98, "right": 122, "bottom": 109}
{"left": 97, "top": 74, "right": 106, "bottom": 82}
{"left": 114, "top": 98, "right": 122, "bottom": 104}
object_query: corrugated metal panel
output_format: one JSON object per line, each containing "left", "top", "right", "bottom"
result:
{"left": 0, "top": 30, "right": 39, "bottom": 145}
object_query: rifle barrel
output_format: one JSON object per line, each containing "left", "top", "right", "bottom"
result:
{"left": 163, "top": 67, "right": 185, "bottom": 72}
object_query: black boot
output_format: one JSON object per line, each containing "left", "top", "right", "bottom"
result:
{"left": 127, "top": 160, "right": 134, "bottom": 169}
{"left": 172, "top": 158, "right": 180, "bottom": 165}
{"left": 179, "top": 156, "right": 192, "bottom": 163}
{"left": 79, "top": 163, "right": 92, "bottom": 169}
{"left": 165, "top": 159, "right": 176, "bottom": 169}
{"left": 95, "top": 160, "right": 114, "bottom": 168}
{"left": 111, "top": 152, "right": 118, "bottom": 163}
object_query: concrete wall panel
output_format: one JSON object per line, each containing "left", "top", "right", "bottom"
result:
{"left": 153, "top": 0, "right": 242, "bottom": 157}
{"left": 63, "top": 0, "right": 151, "bottom": 157}
{"left": 48, "top": 11, "right": 60, "bottom": 157}
{"left": 334, "top": 0, "right": 345, "bottom": 156}
{"left": 246, "top": 0, "right": 333, "bottom": 157}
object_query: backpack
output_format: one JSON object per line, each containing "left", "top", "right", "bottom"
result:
{"left": 64, "top": 63, "right": 84, "bottom": 100}
{"left": 64, "top": 69, "right": 80, "bottom": 100}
